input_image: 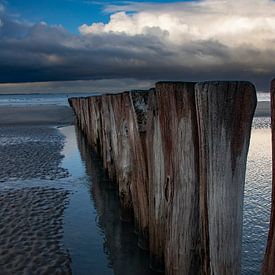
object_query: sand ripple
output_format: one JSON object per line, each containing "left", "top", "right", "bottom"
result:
{"left": 0, "top": 127, "right": 69, "bottom": 182}
{"left": 252, "top": 117, "right": 271, "bottom": 129}
{"left": 0, "top": 187, "right": 71, "bottom": 274}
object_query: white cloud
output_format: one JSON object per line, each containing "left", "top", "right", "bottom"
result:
{"left": 79, "top": 0, "right": 275, "bottom": 49}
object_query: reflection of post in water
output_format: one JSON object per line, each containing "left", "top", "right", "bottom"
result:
{"left": 74, "top": 125, "right": 155, "bottom": 275}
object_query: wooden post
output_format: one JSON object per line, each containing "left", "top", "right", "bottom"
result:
{"left": 146, "top": 88, "right": 166, "bottom": 271}
{"left": 110, "top": 93, "right": 134, "bottom": 221}
{"left": 128, "top": 91, "right": 150, "bottom": 249}
{"left": 195, "top": 81, "right": 257, "bottom": 275}
{"left": 146, "top": 82, "right": 200, "bottom": 273}
{"left": 262, "top": 79, "right": 275, "bottom": 275}
{"left": 160, "top": 82, "right": 200, "bottom": 275}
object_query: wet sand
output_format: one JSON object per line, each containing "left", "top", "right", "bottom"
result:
{"left": 0, "top": 127, "right": 69, "bottom": 182}
{"left": 0, "top": 187, "right": 71, "bottom": 274}
{"left": 0, "top": 105, "right": 73, "bottom": 274}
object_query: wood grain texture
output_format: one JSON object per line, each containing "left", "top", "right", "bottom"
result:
{"left": 110, "top": 93, "right": 133, "bottom": 221}
{"left": 195, "top": 81, "right": 257, "bottom": 275}
{"left": 146, "top": 82, "right": 200, "bottom": 273}
{"left": 146, "top": 88, "right": 166, "bottom": 271}
{"left": 262, "top": 79, "right": 275, "bottom": 275}
{"left": 156, "top": 82, "right": 200, "bottom": 275}
{"left": 128, "top": 91, "right": 150, "bottom": 248}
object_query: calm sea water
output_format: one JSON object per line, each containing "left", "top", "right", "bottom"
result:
{"left": 0, "top": 91, "right": 270, "bottom": 106}
{"left": 0, "top": 93, "right": 100, "bottom": 106}
{"left": 242, "top": 125, "right": 272, "bottom": 274}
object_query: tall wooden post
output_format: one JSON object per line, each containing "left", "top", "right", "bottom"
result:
{"left": 146, "top": 82, "right": 200, "bottom": 273}
{"left": 195, "top": 81, "right": 257, "bottom": 274}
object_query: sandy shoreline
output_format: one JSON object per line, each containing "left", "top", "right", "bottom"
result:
{"left": 0, "top": 107, "right": 73, "bottom": 273}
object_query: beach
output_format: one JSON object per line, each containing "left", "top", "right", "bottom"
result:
{"left": 0, "top": 105, "right": 74, "bottom": 274}
{"left": 0, "top": 95, "right": 272, "bottom": 274}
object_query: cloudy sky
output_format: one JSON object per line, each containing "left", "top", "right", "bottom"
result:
{"left": 0, "top": 0, "right": 274, "bottom": 92}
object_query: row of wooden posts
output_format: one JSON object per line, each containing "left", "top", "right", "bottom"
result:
{"left": 68, "top": 80, "right": 274, "bottom": 274}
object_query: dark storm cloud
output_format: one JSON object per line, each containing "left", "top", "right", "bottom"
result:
{"left": 0, "top": 1, "right": 275, "bottom": 90}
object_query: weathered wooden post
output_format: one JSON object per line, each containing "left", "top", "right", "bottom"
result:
{"left": 161, "top": 82, "right": 201, "bottom": 275}
{"left": 195, "top": 81, "right": 257, "bottom": 275}
{"left": 146, "top": 87, "right": 166, "bottom": 271}
{"left": 128, "top": 91, "right": 150, "bottom": 249}
{"left": 109, "top": 93, "right": 134, "bottom": 221}
{"left": 262, "top": 79, "right": 275, "bottom": 275}
{"left": 146, "top": 82, "right": 200, "bottom": 273}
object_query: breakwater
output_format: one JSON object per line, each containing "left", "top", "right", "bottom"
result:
{"left": 69, "top": 81, "right": 257, "bottom": 274}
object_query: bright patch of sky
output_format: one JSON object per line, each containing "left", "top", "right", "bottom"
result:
{"left": 4, "top": 0, "right": 188, "bottom": 33}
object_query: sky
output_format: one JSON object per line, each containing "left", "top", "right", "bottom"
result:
{"left": 0, "top": 0, "right": 275, "bottom": 92}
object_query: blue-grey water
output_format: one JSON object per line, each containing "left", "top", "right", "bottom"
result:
{"left": 60, "top": 125, "right": 154, "bottom": 275}
{"left": 0, "top": 93, "right": 100, "bottom": 106}
{"left": 0, "top": 91, "right": 270, "bottom": 106}
{"left": 242, "top": 126, "right": 272, "bottom": 274}
{"left": 0, "top": 92, "right": 272, "bottom": 274}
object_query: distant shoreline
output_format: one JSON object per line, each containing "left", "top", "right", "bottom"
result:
{"left": 0, "top": 105, "right": 74, "bottom": 126}
{"left": 0, "top": 99, "right": 270, "bottom": 127}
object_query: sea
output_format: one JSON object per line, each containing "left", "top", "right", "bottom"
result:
{"left": 0, "top": 91, "right": 270, "bottom": 106}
